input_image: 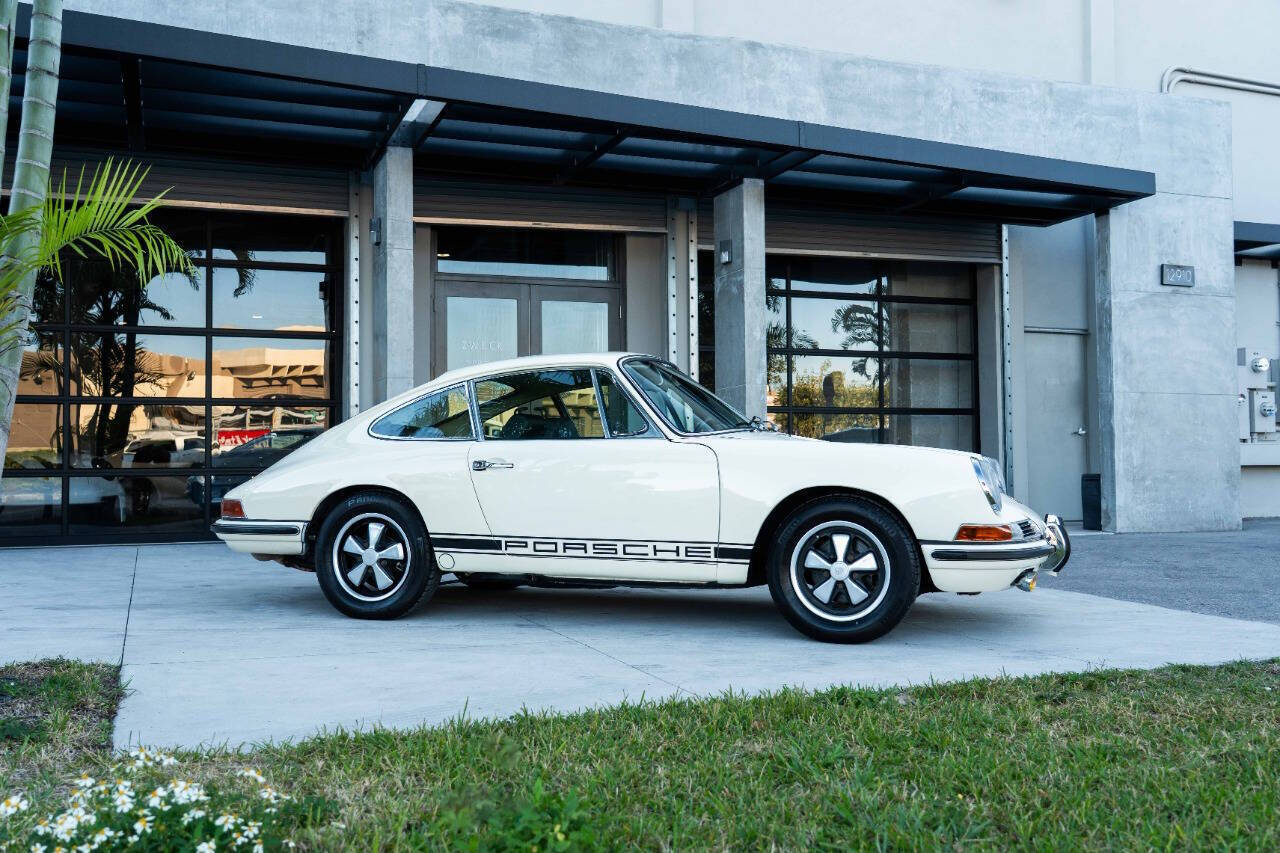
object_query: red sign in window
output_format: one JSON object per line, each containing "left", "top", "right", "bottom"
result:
{"left": 216, "top": 429, "right": 269, "bottom": 449}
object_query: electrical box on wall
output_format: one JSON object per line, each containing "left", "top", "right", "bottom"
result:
{"left": 1250, "top": 389, "right": 1277, "bottom": 434}
{"left": 1238, "top": 347, "right": 1273, "bottom": 391}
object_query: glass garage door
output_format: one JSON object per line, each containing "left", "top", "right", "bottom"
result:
{"left": 2, "top": 211, "right": 343, "bottom": 545}
{"left": 698, "top": 253, "right": 979, "bottom": 451}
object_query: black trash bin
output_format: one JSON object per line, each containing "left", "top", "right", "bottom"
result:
{"left": 1081, "top": 473, "right": 1102, "bottom": 530}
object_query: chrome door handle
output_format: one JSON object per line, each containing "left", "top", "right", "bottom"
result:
{"left": 471, "top": 460, "right": 514, "bottom": 471}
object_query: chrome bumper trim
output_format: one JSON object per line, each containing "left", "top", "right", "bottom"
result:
{"left": 211, "top": 519, "right": 305, "bottom": 538}
{"left": 1039, "top": 514, "right": 1071, "bottom": 575}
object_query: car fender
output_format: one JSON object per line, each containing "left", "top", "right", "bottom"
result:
{"left": 700, "top": 433, "right": 997, "bottom": 546}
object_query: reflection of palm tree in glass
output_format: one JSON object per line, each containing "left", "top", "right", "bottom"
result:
{"left": 34, "top": 257, "right": 213, "bottom": 457}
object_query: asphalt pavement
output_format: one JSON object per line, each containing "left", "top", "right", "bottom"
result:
{"left": 1053, "top": 519, "right": 1280, "bottom": 624}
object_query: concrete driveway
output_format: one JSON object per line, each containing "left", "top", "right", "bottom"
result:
{"left": 5, "top": 532, "right": 1280, "bottom": 751}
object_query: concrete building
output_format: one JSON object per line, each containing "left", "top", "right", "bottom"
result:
{"left": 2, "top": 0, "right": 1275, "bottom": 545}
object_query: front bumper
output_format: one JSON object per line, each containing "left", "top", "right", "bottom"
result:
{"left": 211, "top": 518, "right": 306, "bottom": 556}
{"left": 923, "top": 513, "right": 1071, "bottom": 592}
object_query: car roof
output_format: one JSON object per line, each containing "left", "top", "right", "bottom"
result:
{"left": 429, "top": 352, "right": 645, "bottom": 389}
{"left": 360, "top": 352, "right": 667, "bottom": 423}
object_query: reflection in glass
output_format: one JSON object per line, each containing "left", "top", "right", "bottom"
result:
{"left": 211, "top": 337, "right": 328, "bottom": 399}
{"left": 7, "top": 404, "right": 62, "bottom": 469}
{"left": 18, "top": 329, "right": 64, "bottom": 395}
{"left": 436, "top": 227, "right": 614, "bottom": 280}
{"left": 71, "top": 259, "right": 204, "bottom": 328}
{"left": 212, "top": 267, "right": 329, "bottom": 331}
{"left": 31, "top": 266, "right": 64, "bottom": 324}
{"left": 883, "top": 360, "right": 973, "bottom": 409}
{"left": 372, "top": 388, "right": 472, "bottom": 439}
{"left": 70, "top": 332, "right": 206, "bottom": 398}
{"left": 446, "top": 297, "right": 518, "bottom": 371}
{"left": 786, "top": 257, "right": 881, "bottom": 294}
{"left": 883, "top": 415, "right": 974, "bottom": 451}
{"left": 788, "top": 297, "right": 878, "bottom": 351}
{"left": 210, "top": 214, "right": 333, "bottom": 265}
{"left": 69, "top": 403, "right": 208, "bottom": 469}
{"left": 67, "top": 475, "right": 204, "bottom": 534}
{"left": 184, "top": 406, "right": 329, "bottom": 510}
{"left": 884, "top": 302, "right": 972, "bottom": 354}
{"left": 790, "top": 355, "right": 880, "bottom": 409}
{"left": 0, "top": 476, "right": 62, "bottom": 537}
{"left": 794, "top": 412, "right": 881, "bottom": 443}
{"left": 540, "top": 301, "right": 608, "bottom": 354}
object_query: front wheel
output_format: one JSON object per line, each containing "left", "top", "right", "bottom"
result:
{"left": 315, "top": 493, "right": 437, "bottom": 619}
{"left": 767, "top": 497, "right": 919, "bottom": 643}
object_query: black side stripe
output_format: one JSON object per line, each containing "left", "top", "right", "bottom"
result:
{"left": 432, "top": 536, "right": 501, "bottom": 551}
{"left": 715, "top": 546, "right": 754, "bottom": 561}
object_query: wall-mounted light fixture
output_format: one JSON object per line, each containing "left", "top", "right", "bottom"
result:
{"left": 370, "top": 217, "right": 383, "bottom": 247}
{"left": 718, "top": 239, "right": 732, "bottom": 264}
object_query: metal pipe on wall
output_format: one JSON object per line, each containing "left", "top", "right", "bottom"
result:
{"left": 1161, "top": 66, "right": 1280, "bottom": 97}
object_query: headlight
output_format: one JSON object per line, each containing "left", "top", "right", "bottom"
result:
{"left": 971, "top": 456, "right": 1005, "bottom": 513}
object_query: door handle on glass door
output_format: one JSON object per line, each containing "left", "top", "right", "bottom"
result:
{"left": 1073, "top": 427, "right": 1087, "bottom": 436}
{"left": 472, "top": 459, "right": 515, "bottom": 471}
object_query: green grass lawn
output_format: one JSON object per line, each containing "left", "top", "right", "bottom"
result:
{"left": 3, "top": 658, "right": 1279, "bottom": 850}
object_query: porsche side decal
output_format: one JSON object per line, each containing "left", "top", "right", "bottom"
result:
{"left": 432, "top": 533, "right": 753, "bottom": 564}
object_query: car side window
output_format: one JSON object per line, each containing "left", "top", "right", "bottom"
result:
{"left": 476, "top": 369, "right": 605, "bottom": 439}
{"left": 370, "top": 386, "right": 475, "bottom": 439}
{"left": 595, "top": 370, "right": 652, "bottom": 437}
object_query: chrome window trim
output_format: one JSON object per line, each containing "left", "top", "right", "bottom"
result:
{"left": 366, "top": 382, "right": 477, "bottom": 442}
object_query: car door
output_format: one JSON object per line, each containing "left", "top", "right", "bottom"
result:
{"left": 464, "top": 366, "right": 720, "bottom": 582}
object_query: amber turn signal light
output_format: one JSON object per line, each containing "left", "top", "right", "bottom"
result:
{"left": 954, "top": 523, "right": 1013, "bottom": 541}
{"left": 220, "top": 499, "right": 245, "bottom": 519}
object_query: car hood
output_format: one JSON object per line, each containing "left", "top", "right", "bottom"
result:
{"left": 693, "top": 429, "right": 976, "bottom": 460}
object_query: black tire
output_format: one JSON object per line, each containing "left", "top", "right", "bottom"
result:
{"left": 314, "top": 492, "right": 437, "bottom": 619}
{"left": 767, "top": 496, "right": 919, "bottom": 643}
{"left": 456, "top": 573, "right": 525, "bottom": 591}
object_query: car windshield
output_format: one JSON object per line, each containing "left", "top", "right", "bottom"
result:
{"left": 623, "top": 359, "right": 753, "bottom": 434}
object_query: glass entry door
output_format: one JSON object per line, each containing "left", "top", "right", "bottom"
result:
{"left": 434, "top": 280, "right": 621, "bottom": 374}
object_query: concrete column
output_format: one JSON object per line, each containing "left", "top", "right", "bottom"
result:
{"left": 370, "top": 146, "right": 415, "bottom": 402}
{"left": 1093, "top": 195, "right": 1239, "bottom": 532}
{"left": 712, "top": 178, "right": 766, "bottom": 418}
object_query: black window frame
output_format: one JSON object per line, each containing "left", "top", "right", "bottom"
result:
{"left": 697, "top": 252, "right": 980, "bottom": 450}
{"left": 4, "top": 211, "right": 344, "bottom": 546}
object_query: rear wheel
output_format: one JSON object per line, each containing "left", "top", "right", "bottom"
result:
{"left": 315, "top": 493, "right": 437, "bottom": 619}
{"left": 767, "top": 496, "right": 919, "bottom": 643}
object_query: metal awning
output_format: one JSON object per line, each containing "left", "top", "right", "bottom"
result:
{"left": 11, "top": 6, "right": 1156, "bottom": 226}
{"left": 1235, "top": 221, "right": 1280, "bottom": 260}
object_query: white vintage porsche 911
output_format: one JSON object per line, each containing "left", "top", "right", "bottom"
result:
{"left": 213, "top": 353, "right": 1069, "bottom": 643}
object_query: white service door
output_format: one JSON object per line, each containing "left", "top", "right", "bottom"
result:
{"left": 465, "top": 439, "right": 720, "bottom": 581}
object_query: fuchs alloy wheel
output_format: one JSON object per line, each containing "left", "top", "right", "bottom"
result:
{"left": 315, "top": 493, "right": 437, "bottom": 619}
{"left": 767, "top": 497, "right": 919, "bottom": 643}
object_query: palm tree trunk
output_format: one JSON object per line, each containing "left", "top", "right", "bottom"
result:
{"left": 0, "top": 0, "right": 62, "bottom": 469}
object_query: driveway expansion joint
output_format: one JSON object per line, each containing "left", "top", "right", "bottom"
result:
{"left": 518, "top": 614, "right": 699, "bottom": 698}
